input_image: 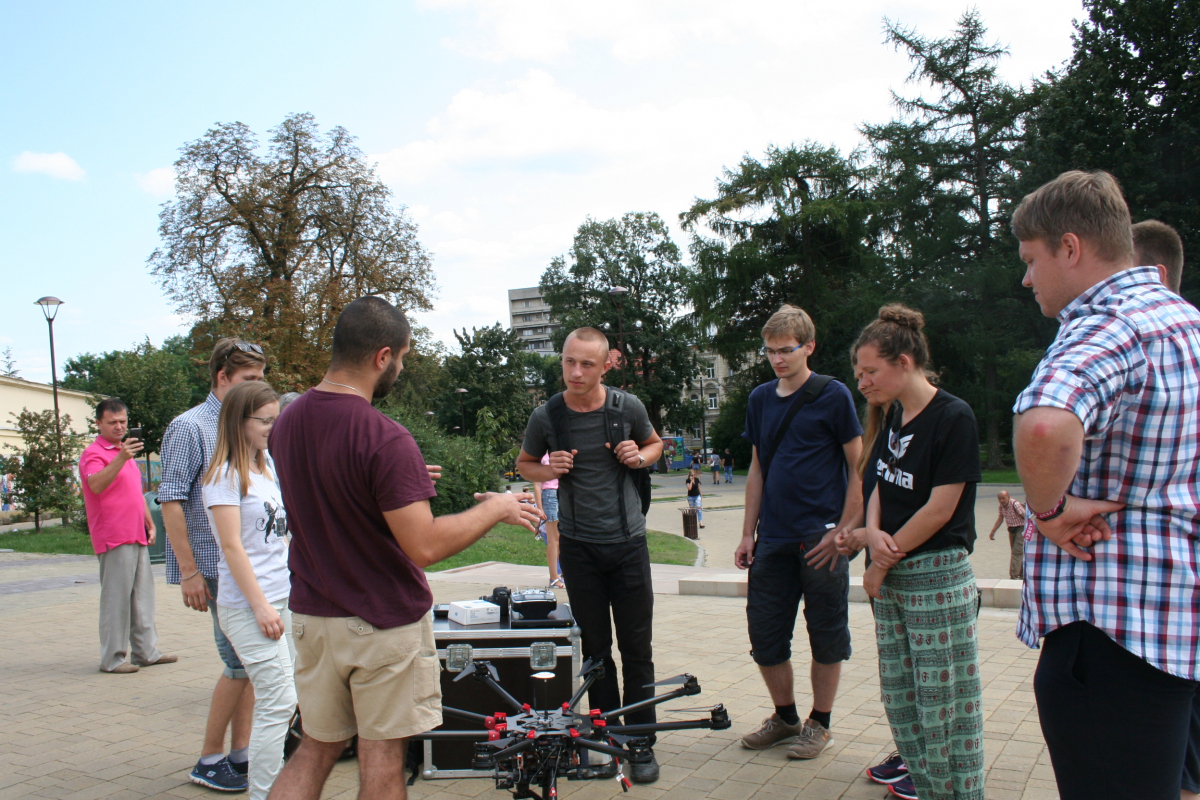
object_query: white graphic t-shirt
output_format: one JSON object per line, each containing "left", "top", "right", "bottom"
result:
{"left": 202, "top": 458, "right": 290, "bottom": 608}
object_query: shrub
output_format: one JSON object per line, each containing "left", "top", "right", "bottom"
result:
{"left": 379, "top": 404, "right": 503, "bottom": 516}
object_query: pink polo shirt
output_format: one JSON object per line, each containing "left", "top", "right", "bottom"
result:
{"left": 80, "top": 438, "right": 148, "bottom": 555}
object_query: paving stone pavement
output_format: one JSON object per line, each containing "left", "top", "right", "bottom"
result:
{"left": 0, "top": 550, "right": 1059, "bottom": 800}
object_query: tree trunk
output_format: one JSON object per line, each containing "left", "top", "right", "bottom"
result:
{"left": 33, "top": 511, "right": 40, "bottom": 532}
{"left": 984, "top": 359, "right": 1003, "bottom": 470}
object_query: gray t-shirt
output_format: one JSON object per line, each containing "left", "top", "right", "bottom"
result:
{"left": 522, "top": 390, "right": 654, "bottom": 542}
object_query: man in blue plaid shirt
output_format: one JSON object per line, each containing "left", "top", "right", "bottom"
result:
{"left": 1012, "top": 170, "right": 1200, "bottom": 799}
{"left": 160, "top": 338, "right": 266, "bottom": 792}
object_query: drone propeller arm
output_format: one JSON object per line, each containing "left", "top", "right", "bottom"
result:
{"left": 443, "top": 706, "right": 491, "bottom": 723}
{"left": 489, "top": 738, "right": 536, "bottom": 761}
{"left": 574, "top": 737, "right": 633, "bottom": 761}
{"left": 597, "top": 685, "right": 695, "bottom": 721}
{"left": 606, "top": 720, "right": 721, "bottom": 735}
{"left": 412, "top": 729, "right": 492, "bottom": 740}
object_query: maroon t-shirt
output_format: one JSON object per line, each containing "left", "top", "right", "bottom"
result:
{"left": 270, "top": 389, "right": 437, "bottom": 628}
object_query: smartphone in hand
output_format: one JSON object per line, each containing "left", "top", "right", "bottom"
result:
{"left": 124, "top": 427, "right": 144, "bottom": 442}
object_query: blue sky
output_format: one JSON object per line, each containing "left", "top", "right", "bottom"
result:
{"left": 1, "top": 0, "right": 1084, "bottom": 384}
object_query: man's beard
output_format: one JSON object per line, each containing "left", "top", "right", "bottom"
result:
{"left": 372, "top": 358, "right": 401, "bottom": 400}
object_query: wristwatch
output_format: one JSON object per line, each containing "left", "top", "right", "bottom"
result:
{"left": 637, "top": 454, "right": 645, "bottom": 467}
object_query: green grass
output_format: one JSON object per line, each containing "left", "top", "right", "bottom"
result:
{"left": 980, "top": 469, "right": 1021, "bottom": 484}
{"left": 0, "top": 524, "right": 94, "bottom": 556}
{"left": 426, "top": 523, "right": 698, "bottom": 572}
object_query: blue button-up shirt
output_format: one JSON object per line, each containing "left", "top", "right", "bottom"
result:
{"left": 1014, "top": 267, "right": 1200, "bottom": 680}
{"left": 158, "top": 393, "right": 221, "bottom": 582}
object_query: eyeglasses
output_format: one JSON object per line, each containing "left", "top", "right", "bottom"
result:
{"left": 247, "top": 416, "right": 277, "bottom": 426}
{"left": 761, "top": 344, "right": 806, "bottom": 358}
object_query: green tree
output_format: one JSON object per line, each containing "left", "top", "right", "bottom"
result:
{"left": 1016, "top": 0, "right": 1200, "bottom": 303}
{"left": 437, "top": 324, "right": 535, "bottom": 446}
{"left": 1, "top": 347, "right": 19, "bottom": 378}
{"left": 862, "top": 11, "right": 1050, "bottom": 468}
{"left": 386, "top": 327, "right": 450, "bottom": 414}
{"left": 63, "top": 340, "right": 193, "bottom": 457}
{"left": 148, "top": 112, "right": 435, "bottom": 389}
{"left": 162, "top": 334, "right": 212, "bottom": 407}
{"left": 681, "top": 143, "right": 883, "bottom": 379}
{"left": 541, "top": 212, "right": 700, "bottom": 434}
{"left": 2, "top": 410, "right": 86, "bottom": 531}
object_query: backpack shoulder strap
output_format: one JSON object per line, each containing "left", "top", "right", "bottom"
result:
{"left": 602, "top": 388, "right": 633, "bottom": 536}
{"left": 759, "top": 374, "right": 835, "bottom": 482}
{"left": 546, "top": 392, "right": 570, "bottom": 455}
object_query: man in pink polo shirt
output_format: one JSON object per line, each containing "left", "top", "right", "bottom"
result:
{"left": 80, "top": 398, "right": 177, "bottom": 674}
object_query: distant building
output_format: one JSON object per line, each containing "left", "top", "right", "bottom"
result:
{"left": 0, "top": 375, "right": 94, "bottom": 454}
{"left": 677, "top": 350, "right": 740, "bottom": 454}
{"left": 508, "top": 287, "right": 560, "bottom": 355}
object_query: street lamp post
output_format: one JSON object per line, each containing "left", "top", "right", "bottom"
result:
{"left": 34, "top": 297, "right": 64, "bottom": 464}
{"left": 455, "top": 388, "right": 469, "bottom": 433}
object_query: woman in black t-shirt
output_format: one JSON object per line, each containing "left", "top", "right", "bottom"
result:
{"left": 685, "top": 468, "right": 704, "bottom": 528}
{"left": 855, "top": 305, "right": 985, "bottom": 800}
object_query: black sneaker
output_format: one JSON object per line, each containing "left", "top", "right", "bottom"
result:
{"left": 888, "top": 776, "right": 918, "bottom": 800}
{"left": 190, "top": 757, "right": 248, "bottom": 792}
{"left": 630, "top": 751, "right": 659, "bottom": 784}
{"left": 229, "top": 759, "right": 249, "bottom": 777}
{"left": 867, "top": 751, "right": 907, "bottom": 785}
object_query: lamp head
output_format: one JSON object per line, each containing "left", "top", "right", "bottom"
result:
{"left": 607, "top": 286, "right": 629, "bottom": 301}
{"left": 455, "top": 388, "right": 468, "bottom": 395}
{"left": 35, "top": 296, "right": 63, "bottom": 321}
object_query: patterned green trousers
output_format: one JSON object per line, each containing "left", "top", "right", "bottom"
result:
{"left": 875, "top": 547, "right": 985, "bottom": 799}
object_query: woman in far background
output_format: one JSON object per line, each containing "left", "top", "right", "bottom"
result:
{"left": 534, "top": 452, "right": 564, "bottom": 588}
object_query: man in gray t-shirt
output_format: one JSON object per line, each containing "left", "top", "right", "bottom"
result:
{"left": 517, "top": 327, "right": 664, "bottom": 783}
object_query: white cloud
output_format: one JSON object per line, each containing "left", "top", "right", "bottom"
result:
{"left": 135, "top": 167, "right": 175, "bottom": 197}
{"left": 11, "top": 151, "right": 86, "bottom": 181}
{"left": 383, "top": 0, "right": 1085, "bottom": 352}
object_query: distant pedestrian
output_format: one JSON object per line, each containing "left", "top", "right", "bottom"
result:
{"left": 987, "top": 491, "right": 1026, "bottom": 580}
{"left": 709, "top": 451, "right": 722, "bottom": 484}
{"left": 534, "top": 452, "right": 564, "bottom": 588}
{"left": 203, "top": 381, "right": 292, "bottom": 800}
{"left": 686, "top": 467, "right": 705, "bottom": 528}
{"left": 722, "top": 449, "right": 734, "bottom": 483}
{"left": 80, "top": 398, "right": 177, "bottom": 674}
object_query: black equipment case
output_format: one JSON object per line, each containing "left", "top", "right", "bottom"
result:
{"left": 421, "top": 605, "right": 580, "bottom": 779}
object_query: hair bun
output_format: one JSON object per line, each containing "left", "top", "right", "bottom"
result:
{"left": 878, "top": 304, "right": 925, "bottom": 331}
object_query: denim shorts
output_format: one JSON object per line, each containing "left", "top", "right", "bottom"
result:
{"left": 205, "top": 576, "right": 248, "bottom": 679}
{"left": 746, "top": 539, "right": 851, "bottom": 666}
{"left": 542, "top": 488, "right": 559, "bottom": 522}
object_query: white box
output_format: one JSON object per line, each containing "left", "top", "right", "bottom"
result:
{"left": 448, "top": 600, "right": 500, "bottom": 626}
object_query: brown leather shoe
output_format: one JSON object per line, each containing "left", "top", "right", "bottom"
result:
{"left": 102, "top": 663, "right": 139, "bottom": 674}
{"left": 135, "top": 654, "right": 178, "bottom": 667}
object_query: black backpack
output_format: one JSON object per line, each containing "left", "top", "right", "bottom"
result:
{"left": 545, "top": 387, "right": 652, "bottom": 537}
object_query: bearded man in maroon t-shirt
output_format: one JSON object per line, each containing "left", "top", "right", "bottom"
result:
{"left": 269, "top": 296, "right": 541, "bottom": 800}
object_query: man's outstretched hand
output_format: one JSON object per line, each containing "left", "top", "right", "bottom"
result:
{"left": 1032, "top": 495, "right": 1124, "bottom": 560}
{"left": 475, "top": 491, "right": 544, "bottom": 532}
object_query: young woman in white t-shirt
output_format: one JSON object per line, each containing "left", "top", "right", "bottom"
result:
{"left": 202, "top": 381, "right": 293, "bottom": 800}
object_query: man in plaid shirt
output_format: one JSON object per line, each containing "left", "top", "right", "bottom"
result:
{"left": 159, "top": 338, "right": 266, "bottom": 792}
{"left": 1012, "top": 170, "right": 1200, "bottom": 799}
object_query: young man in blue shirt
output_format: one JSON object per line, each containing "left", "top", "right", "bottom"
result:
{"left": 736, "top": 305, "right": 863, "bottom": 760}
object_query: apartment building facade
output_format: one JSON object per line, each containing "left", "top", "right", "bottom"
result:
{"left": 508, "top": 287, "right": 560, "bottom": 355}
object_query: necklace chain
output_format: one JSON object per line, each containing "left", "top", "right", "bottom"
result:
{"left": 321, "top": 379, "right": 367, "bottom": 399}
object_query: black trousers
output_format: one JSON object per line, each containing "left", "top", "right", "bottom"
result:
{"left": 1035, "top": 621, "right": 1197, "bottom": 799}
{"left": 559, "top": 535, "right": 656, "bottom": 736}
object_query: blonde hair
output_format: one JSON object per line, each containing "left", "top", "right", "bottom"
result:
{"left": 209, "top": 338, "right": 267, "bottom": 389}
{"left": 762, "top": 304, "right": 815, "bottom": 345}
{"left": 203, "top": 381, "right": 278, "bottom": 497}
{"left": 1011, "top": 170, "right": 1134, "bottom": 265}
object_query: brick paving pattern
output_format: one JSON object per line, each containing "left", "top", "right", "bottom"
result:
{"left": 0, "top": 547, "right": 1058, "bottom": 800}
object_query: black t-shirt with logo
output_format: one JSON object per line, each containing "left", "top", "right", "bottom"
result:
{"left": 871, "top": 389, "right": 981, "bottom": 557}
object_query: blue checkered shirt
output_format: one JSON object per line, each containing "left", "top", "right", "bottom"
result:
{"left": 158, "top": 393, "right": 221, "bottom": 583}
{"left": 1014, "top": 266, "right": 1200, "bottom": 680}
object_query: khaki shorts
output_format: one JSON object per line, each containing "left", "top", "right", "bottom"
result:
{"left": 291, "top": 611, "right": 442, "bottom": 741}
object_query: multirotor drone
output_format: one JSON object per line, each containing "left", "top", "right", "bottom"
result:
{"left": 414, "top": 658, "right": 731, "bottom": 799}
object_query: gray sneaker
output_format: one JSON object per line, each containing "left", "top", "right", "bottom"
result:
{"left": 785, "top": 718, "right": 833, "bottom": 759}
{"left": 741, "top": 714, "right": 803, "bottom": 749}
